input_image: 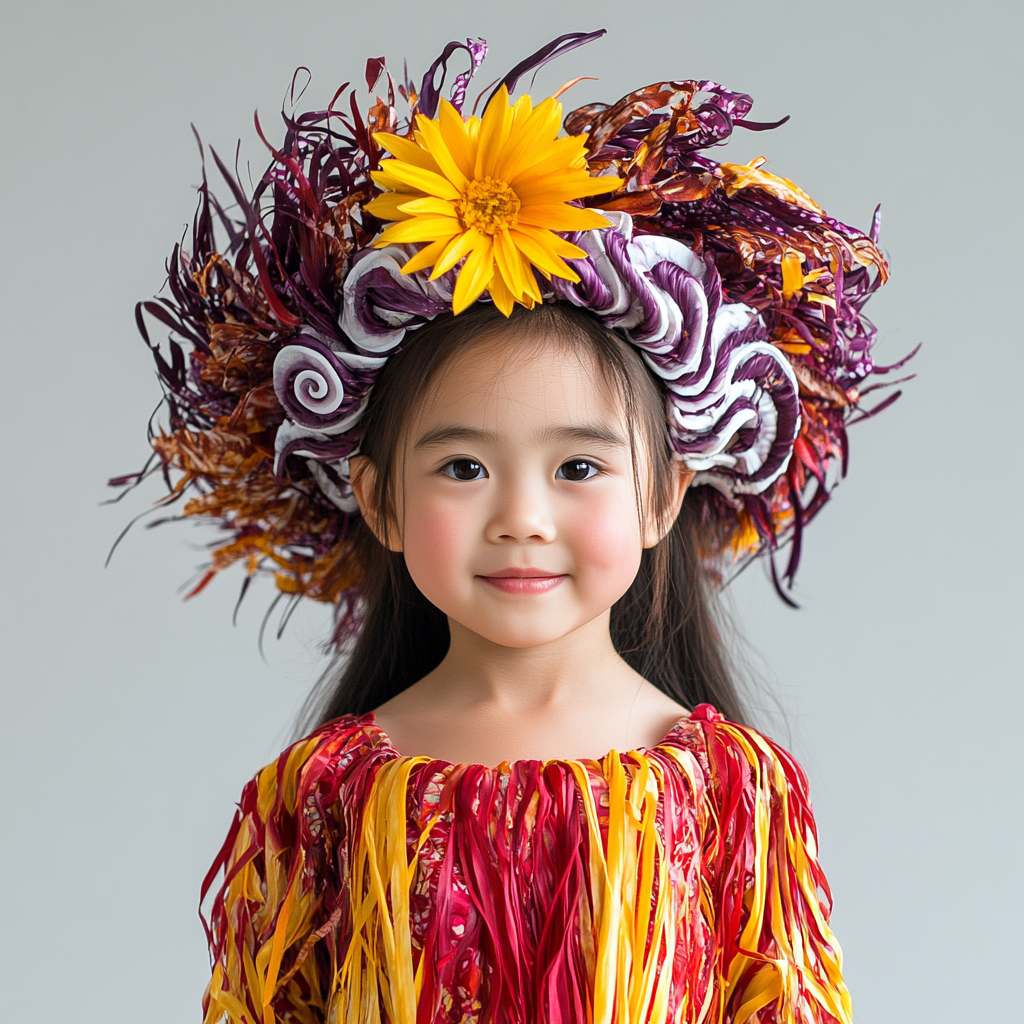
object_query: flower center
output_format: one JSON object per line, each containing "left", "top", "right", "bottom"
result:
{"left": 455, "top": 177, "right": 521, "bottom": 235}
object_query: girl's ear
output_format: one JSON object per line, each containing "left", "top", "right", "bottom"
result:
{"left": 349, "top": 455, "right": 404, "bottom": 552}
{"left": 642, "top": 461, "right": 696, "bottom": 549}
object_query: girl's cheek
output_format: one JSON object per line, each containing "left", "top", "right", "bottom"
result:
{"left": 564, "top": 490, "right": 644, "bottom": 575}
{"left": 402, "top": 489, "right": 477, "bottom": 595}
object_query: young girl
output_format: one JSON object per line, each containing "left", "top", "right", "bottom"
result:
{"left": 123, "top": 30, "right": 898, "bottom": 1024}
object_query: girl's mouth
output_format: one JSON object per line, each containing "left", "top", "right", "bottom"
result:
{"left": 477, "top": 569, "right": 568, "bottom": 594}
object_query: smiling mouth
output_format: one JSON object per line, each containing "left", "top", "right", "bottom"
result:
{"left": 477, "top": 569, "right": 568, "bottom": 594}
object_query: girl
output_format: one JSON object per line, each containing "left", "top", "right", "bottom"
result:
{"left": 122, "top": 30, "right": 898, "bottom": 1024}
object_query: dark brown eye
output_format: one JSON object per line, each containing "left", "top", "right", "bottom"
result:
{"left": 443, "top": 459, "right": 486, "bottom": 481}
{"left": 557, "top": 459, "right": 598, "bottom": 482}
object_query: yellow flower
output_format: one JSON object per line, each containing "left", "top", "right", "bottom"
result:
{"left": 364, "top": 86, "right": 620, "bottom": 316}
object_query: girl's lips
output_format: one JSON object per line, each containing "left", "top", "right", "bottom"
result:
{"left": 478, "top": 571, "right": 567, "bottom": 594}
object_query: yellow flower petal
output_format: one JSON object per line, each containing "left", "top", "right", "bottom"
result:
{"left": 508, "top": 93, "right": 534, "bottom": 130}
{"left": 380, "top": 162, "right": 462, "bottom": 200}
{"left": 452, "top": 240, "right": 495, "bottom": 314}
{"left": 431, "top": 229, "right": 487, "bottom": 279}
{"left": 493, "top": 97, "right": 565, "bottom": 181}
{"left": 475, "top": 85, "right": 514, "bottom": 179}
{"left": 364, "top": 192, "right": 417, "bottom": 221}
{"left": 493, "top": 228, "right": 528, "bottom": 300}
{"left": 515, "top": 204, "right": 612, "bottom": 232}
{"left": 488, "top": 270, "right": 517, "bottom": 317}
{"left": 370, "top": 168, "right": 421, "bottom": 194}
{"left": 413, "top": 114, "right": 469, "bottom": 193}
{"left": 437, "top": 100, "right": 476, "bottom": 180}
{"left": 517, "top": 225, "right": 589, "bottom": 262}
{"left": 373, "top": 132, "right": 442, "bottom": 173}
{"left": 376, "top": 216, "right": 461, "bottom": 244}
{"left": 517, "top": 249, "right": 543, "bottom": 304}
{"left": 392, "top": 196, "right": 458, "bottom": 218}
{"left": 400, "top": 238, "right": 451, "bottom": 274}
{"left": 506, "top": 136, "right": 590, "bottom": 186}
{"left": 515, "top": 172, "right": 619, "bottom": 206}
{"left": 510, "top": 226, "right": 580, "bottom": 282}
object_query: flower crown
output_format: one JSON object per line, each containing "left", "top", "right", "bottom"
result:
{"left": 114, "top": 31, "right": 906, "bottom": 630}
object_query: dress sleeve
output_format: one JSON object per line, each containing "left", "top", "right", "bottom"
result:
{"left": 691, "top": 705, "right": 853, "bottom": 1024}
{"left": 200, "top": 734, "right": 333, "bottom": 1024}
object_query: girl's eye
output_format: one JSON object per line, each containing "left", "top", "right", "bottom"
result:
{"left": 442, "top": 459, "right": 487, "bottom": 481}
{"left": 556, "top": 459, "right": 599, "bottom": 482}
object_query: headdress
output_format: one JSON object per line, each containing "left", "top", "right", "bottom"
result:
{"left": 113, "top": 30, "right": 908, "bottom": 634}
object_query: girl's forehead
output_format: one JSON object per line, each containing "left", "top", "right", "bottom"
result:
{"left": 413, "top": 335, "right": 624, "bottom": 431}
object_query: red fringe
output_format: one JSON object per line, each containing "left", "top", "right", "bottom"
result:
{"left": 202, "top": 708, "right": 850, "bottom": 1024}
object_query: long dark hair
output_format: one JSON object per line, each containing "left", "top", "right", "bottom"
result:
{"left": 302, "top": 302, "right": 746, "bottom": 729}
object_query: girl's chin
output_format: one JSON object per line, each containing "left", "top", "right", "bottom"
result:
{"left": 452, "top": 612, "right": 594, "bottom": 650}
{"left": 473, "top": 630, "right": 579, "bottom": 649}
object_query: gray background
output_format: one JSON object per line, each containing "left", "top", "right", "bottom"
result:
{"left": 2, "top": 2, "right": 1021, "bottom": 1021}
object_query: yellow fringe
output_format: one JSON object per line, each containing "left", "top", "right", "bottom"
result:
{"left": 207, "top": 726, "right": 851, "bottom": 1024}
{"left": 337, "top": 750, "right": 681, "bottom": 1024}
{"left": 567, "top": 750, "right": 679, "bottom": 1024}
{"left": 334, "top": 756, "right": 442, "bottom": 1024}
{"left": 717, "top": 722, "right": 853, "bottom": 1024}
{"left": 204, "top": 736, "right": 322, "bottom": 1024}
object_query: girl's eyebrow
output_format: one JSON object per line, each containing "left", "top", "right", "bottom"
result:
{"left": 542, "top": 424, "right": 628, "bottom": 448}
{"left": 414, "top": 425, "right": 498, "bottom": 450}
{"left": 414, "top": 423, "right": 627, "bottom": 450}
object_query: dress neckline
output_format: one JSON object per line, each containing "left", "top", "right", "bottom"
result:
{"left": 363, "top": 709, "right": 692, "bottom": 771}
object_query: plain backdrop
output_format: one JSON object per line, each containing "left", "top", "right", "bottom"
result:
{"left": 2, "top": 2, "right": 1021, "bottom": 1021}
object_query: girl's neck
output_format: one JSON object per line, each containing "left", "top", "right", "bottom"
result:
{"left": 422, "top": 610, "right": 641, "bottom": 714}
{"left": 370, "top": 612, "right": 690, "bottom": 766}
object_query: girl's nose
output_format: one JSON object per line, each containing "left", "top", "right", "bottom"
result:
{"left": 485, "top": 478, "right": 557, "bottom": 544}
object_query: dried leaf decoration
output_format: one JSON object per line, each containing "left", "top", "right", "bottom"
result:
{"left": 561, "top": 78, "right": 901, "bottom": 592}
{"left": 112, "top": 32, "right": 903, "bottom": 637}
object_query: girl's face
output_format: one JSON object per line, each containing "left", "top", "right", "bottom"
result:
{"left": 360, "top": 335, "right": 682, "bottom": 649}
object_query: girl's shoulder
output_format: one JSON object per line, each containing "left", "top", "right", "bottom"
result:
{"left": 660, "top": 703, "right": 816, "bottom": 818}
{"left": 215, "top": 714, "right": 389, "bottom": 848}
{"left": 664, "top": 703, "right": 812, "bottom": 782}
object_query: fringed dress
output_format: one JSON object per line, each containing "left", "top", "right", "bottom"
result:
{"left": 201, "top": 705, "right": 851, "bottom": 1024}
